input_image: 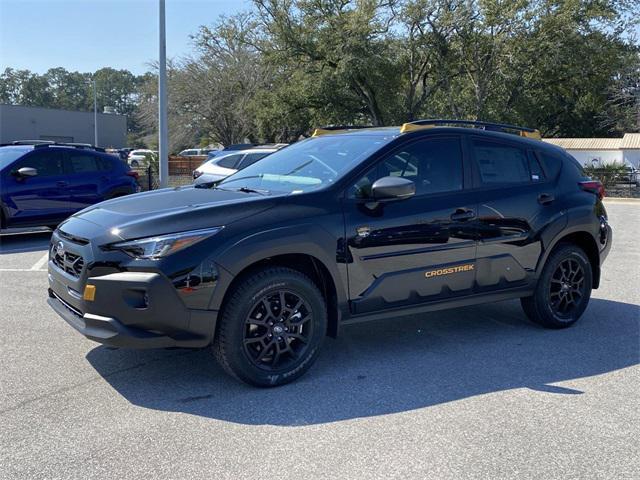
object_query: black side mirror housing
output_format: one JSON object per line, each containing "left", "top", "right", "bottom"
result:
{"left": 12, "top": 167, "right": 38, "bottom": 178}
{"left": 371, "top": 176, "right": 416, "bottom": 201}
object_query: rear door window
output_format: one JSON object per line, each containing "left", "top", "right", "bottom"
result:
{"left": 97, "top": 157, "right": 114, "bottom": 172}
{"left": 237, "top": 152, "right": 269, "bottom": 169}
{"left": 67, "top": 152, "right": 102, "bottom": 173}
{"left": 14, "top": 150, "right": 65, "bottom": 176}
{"left": 217, "top": 154, "right": 242, "bottom": 169}
{"left": 472, "top": 140, "right": 530, "bottom": 185}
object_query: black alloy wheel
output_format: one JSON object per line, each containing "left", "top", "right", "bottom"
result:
{"left": 521, "top": 244, "right": 592, "bottom": 329}
{"left": 212, "top": 267, "right": 327, "bottom": 387}
{"left": 243, "top": 290, "right": 313, "bottom": 370}
{"left": 548, "top": 258, "right": 586, "bottom": 318}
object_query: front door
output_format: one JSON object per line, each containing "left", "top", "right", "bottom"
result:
{"left": 3, "top": 150, "right": 69, "bottom": 227}
{"left": 343, "top": 136, "right": 477, "bottom": 315}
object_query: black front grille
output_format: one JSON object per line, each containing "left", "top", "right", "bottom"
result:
{"left": 52, "top": 248, "right": 85, "bottom": 278}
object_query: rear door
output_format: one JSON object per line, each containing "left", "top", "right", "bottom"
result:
{"left": 2, "top": 149, "right": 69, "bottom": 226}
{"left": 469, "top": 136, "right": 555, "bottom": 291}
{"left": 63, "top": 151, "right": 106, "bottom": 211}
{"left": 342, "top": 136, "right": 477, "bottom": 314}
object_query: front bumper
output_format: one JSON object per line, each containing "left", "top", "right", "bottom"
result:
{"left": 48, "top": 270, "right": 217, "bottom": 349}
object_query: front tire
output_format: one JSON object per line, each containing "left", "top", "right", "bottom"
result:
{"left": 521, "top": 244, "right": 593, "bottom": 328}
{"left": 212, "top": 267, "right": 327, "bottom": 387}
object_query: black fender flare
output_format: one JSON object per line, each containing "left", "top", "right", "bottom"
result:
{"left": 535, "top": 208, "right": 601, "bottom": 286}
{"left": 210, "top": 223, "right": 348, "bottom": 314}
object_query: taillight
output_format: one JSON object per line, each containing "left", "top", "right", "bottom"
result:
{"left": 126, "top": 171, "right": 139, "bottom": 180}
{"left": 579, "top": 180, "right": 605, "bottom": 200}
{"left": 193, "top": 170, "right": 203, "bottom": 179}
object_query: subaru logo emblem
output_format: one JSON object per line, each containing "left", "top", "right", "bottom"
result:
{"left": 55, "top": 241, "right": 65, "bottom": 257}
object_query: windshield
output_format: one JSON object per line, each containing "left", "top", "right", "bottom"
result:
{"left": 0, "top": 147, "right": 30, "bottom": 168}
{"left": 216, "top": 135, "right": 391, "bottom": 194}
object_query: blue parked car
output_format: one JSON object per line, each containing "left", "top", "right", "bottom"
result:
{"left": 0, "top": 142, "right": 140, "bottom": 229}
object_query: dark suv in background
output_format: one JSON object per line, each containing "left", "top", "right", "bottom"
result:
{"left": 47, "top": 120, "right": 611, "bottom": 387}
{"left": 1, "top": 141, "right": 139, "bottom": 229}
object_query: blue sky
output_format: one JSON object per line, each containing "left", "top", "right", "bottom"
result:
{"left": 0, "top": 0, "right": 252, "bottom": 75}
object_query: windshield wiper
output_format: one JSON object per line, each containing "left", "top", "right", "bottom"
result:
{"left": 236, "top": 186, "right": 268, "bottom": 195}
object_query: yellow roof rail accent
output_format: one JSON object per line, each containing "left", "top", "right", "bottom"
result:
{"left": 400, "top": 123, "right": 435, "bottom": 134}
{"left": 312, "top": 128, "right": 336, "bottom": 137}
{"left": 311, "top": 125, "right": 378, "bottom": 137}
{"left": 400, "top": 119, "right": 542, "bottom": 140}
{"left": 520, "top": 130, "right": 542, "bottom": 140}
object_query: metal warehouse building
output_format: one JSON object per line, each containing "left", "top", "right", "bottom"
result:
{"left": 543, "top": 133, "right": 640, "bottom": 168}
{"left": 0, "top": 104, "right": 127, "bottom": 148}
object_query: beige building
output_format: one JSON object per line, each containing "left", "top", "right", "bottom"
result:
{"left": 543, "top": 133, "right": 640, "bottom": 168}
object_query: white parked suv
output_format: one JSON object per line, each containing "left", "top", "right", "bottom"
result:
{"left": 128, "top": 149, "right": 157, "bottom": 168}
{"left": 192, "top": 147, "right": 280, "bottom": 185}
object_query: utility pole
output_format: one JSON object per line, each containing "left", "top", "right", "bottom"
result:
{"left": 158, "top": 0, "right": 169, "bottom": 188}
{"left": 93, "top": 78, "right": 98, "bottom": 147}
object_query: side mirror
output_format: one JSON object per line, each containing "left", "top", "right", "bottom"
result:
{"left": 371, "top": 176, "right": 415, "bottom": 201}
{"left": 13, "top": 167, "right": 38, "bottom": 178}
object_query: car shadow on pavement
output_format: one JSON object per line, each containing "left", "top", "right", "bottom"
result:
{"left": 0, "top": 231, "right": 51, "bottom": 254}
{"left": 86, "top": 297, "right": 639, "bottom": 426}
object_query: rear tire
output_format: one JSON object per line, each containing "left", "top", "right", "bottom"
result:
{"left": 212, "top": 267, "right": 327, "bottom": 387}
{"left": 521, "top": 244, "right": 592, "bottom": 328}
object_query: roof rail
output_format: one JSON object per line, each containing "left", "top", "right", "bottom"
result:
{"left": 400, "top": 119, "right": 541, "bottom": 139}
{"left": 311, "top": 125, "right": 377, "bottom": 137}
{"left": 30, "top": 142, "right": 105, "bottom": 152}
{"left": 10, "top": 140, "right": 55, "bottom": 146}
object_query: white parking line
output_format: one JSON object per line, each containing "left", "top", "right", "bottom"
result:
{"left": 30, "top": 252, "right": 49, "bottom": 271}
{"left": 0, "top": 269, "right": 48, "bottom": 272}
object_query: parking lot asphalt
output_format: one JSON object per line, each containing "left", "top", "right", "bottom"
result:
{"left": 0, "top": 202, "right": 638, "bottom": 480}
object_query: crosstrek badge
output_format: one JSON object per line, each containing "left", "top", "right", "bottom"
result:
{"left": 425, "top": 264, "right": 475, "bottom": 278}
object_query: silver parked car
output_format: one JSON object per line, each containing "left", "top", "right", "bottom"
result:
{"left": 192, "top": 147, "right": 280, "bottom": 185}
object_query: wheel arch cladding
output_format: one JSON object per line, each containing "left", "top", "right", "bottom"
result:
{"left": 216, "top": 226, "right": 345, "bottom": 338}
{"left": 542, "top": 231, "right": 601, "bottom": 289}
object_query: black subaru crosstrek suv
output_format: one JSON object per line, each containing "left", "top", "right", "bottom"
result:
{"left": 47, "top": 120, "right": 612, "bottom": 387}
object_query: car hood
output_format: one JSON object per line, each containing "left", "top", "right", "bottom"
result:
{"left": 62, "top": 185, "right": 276, "bottom": 241}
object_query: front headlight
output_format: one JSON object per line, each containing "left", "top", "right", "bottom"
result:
{"left": 106, "top": 227, "right": 223, "bottom": 259}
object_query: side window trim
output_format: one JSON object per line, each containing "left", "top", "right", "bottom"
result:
{"left": 526, "top": 149, "right": 548, "bottom": 183}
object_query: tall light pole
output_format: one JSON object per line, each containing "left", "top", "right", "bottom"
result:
{"left": 93, "top": 78, "right": 98, "bottom": 147}
{"left": 158, "top": 0, "right": 169, "bottom": 188}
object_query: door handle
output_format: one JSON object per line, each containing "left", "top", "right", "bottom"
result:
{"left": 538, "top": 193, "right": 554, "bottom": 205}
{"left": 56, "top": 181, "right": 68, "bottom": 187}
{"left": 450, "top": 208, "right": 475, "bottom": 221}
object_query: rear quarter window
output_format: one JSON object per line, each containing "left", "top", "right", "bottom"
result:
{"left": 535, "top": 150, "right": 564, "bottom": 179}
